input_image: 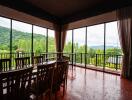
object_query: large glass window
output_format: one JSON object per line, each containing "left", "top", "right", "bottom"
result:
{"left": 0, "top": 15, "right": 122, "bottom": 71}
{"left": 74, "top": 28, "right": 86, "bottom": 53}
{"left": 48, "top": 29, "right": 55, "bottom": 52}
{"left": 33, "top": 26, "right": 46, "bottom": 54}
{"left": 106, "top": 21, "right": 122, "bottom": 55}
{"left": 74, "top": 28, "right": 86, "bottom": 64}
{"left": 12, "top": 20, "right": 32, "bottom": 54}
{"left": 0, "top": 17, "right": 10, "bottom": 54}
{"left": 105, "top": 21, "right": 122, "bottom": 70}
{"left": 64, "top": 30, "right": 72, "bottom": 53}
{"left": 63, "top": 30, "right": 73, "bottom": 63}
{"left": 87, "top": 24, "right": 104, "bottom": 66}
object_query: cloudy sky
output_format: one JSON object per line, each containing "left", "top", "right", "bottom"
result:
{"left": 0, "top": 17, "right": 54, "bottom": 37}
{"left": 66, "top": 21, "right": 120, "bottom": 48}
{"left": 0, "top": 17, "right": 120, "bottom": 47}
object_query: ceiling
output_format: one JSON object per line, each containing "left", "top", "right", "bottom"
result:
{"left": 0, "top": 0, "right": 131, "bottom": 24}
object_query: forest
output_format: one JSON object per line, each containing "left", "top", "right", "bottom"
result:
{"left": 0, "top": 26, "right": 123, "bottom": 69}
{"left": 0, "top": 26, "right": 55, "bottom": 53}
{"left": 0, "top": 25, "right": 122, "bottom": 56}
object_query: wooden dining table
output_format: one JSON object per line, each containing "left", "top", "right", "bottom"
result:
{"left": 32, "top": 60, "right": 56, "bottom": 72}
{"left": 31, "top": 59, "right": 68, "bottom": 80}
{"left": 1, "top": 59, "right": 68, "bottom": 99}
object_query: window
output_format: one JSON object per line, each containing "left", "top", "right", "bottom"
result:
{"left": 74, "top": 28, "right": 86, "bottom": 63}
{"left": 12, "top": 20, "right": 32, "bottom": 53}
{"left": 105, "top": 21, "right": 122, "bottom": 70}
{"left": 64, "top": 30, "right": 72, "bottom": 53}
{"left": 48, "top": 29, "right": 55, "bottom": 52}
{"left": 0, "top": 17, "right": 10, "bottom": 54}
{"left": 106, "top": 21, "right": 122, "bottom": 55}
{"left": 33, "top": 26, "right": 46, "bottom": 54}
{"left": 74, "top": 28, "right": 86, "bottom": 53}
{"left": 87, "top": 24, "right": 104, "bottom": 65}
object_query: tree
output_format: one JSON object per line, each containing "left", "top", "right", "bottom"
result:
{"left": 106, "top": 48, "right": 122, "bottom": 55}
{"left": 88, "top": 48, "right": 96, "bottom": 58}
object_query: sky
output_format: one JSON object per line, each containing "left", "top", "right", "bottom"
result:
{"left": 0, "top": 17, "right": 55, "bottom": 37}
{"left": 0, "top": 17, "right": 120, "bottom": 47}
{"left": 66, "top": 21, "right": 120, "bottom": 48}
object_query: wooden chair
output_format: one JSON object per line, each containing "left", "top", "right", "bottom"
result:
{"left": 62, "top": 55, "right": 70, "bottom": 61}
{"left": 33, "top": 56, "right": 43, "bottom": 65}
{"left": 52, "top": 60, "right": 69, "bottom": 96}
{"left": 0, "top": 67, "right": 33, "bottom": 100}
{"left": 31, "top": 62, "right": 55, "bottom": 100}
{"left": 0, "top": 58, "right": 11, "bottom": 72}
{"left": 40, "top": 53, "right": 46, "bottom": 62}
{"left": 15, "top": 57, "right": 30, "bottom": 69}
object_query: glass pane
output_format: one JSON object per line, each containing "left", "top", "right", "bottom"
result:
{"left": 87, "top": 24, "right": 104, "bottom": 66}
{"left": 106, "top": 21, "right": 121, "bottom": 54}
{"left": 12, "top": 20, "right": 32, "bottom": 54}
{"left": 64, "top": 30, "right": 72, "bottom": 53}
{"left": 74, "top": 28, "right": 86, "bottom": 53}
{"left": 105, "top": 21, "right": 122, "bottom": 70}
{"left": 0, "top": 17, "right": 10, "bottom": 58}
{"left": 74, "top": 28, "right": 86, "bottom": 64}
{"left": 63, "top": 30, "right": 73, "bottom": 62}
{"left": 33, "top": 25, "right": 46, "bottom": 54}
{"left": 48, "top": 29, "right": 55, "bottom": 52}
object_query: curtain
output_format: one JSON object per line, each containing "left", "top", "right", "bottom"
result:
{"left": 117, "top": 7, "right": 132, "bottom": 79}
{"left": 61, "top": 25, "right": 68, "bottom": 52}
{"left": 54, "top": 24, "right": 68, "bottom": 60}
{"left": 54, "top": 24, "right": 61, "bottom": 52}
{"left": 54, "top": 24, "right": 61, "bottom": 60}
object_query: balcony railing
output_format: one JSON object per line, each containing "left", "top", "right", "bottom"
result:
{"left": 0, "top": 52, "right": 122, "bottom": 71}
{"left": 63, "top": 53, "right": 122, "bottom": 71}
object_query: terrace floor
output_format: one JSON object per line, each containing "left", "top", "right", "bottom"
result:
{"left": 75, "top": 63, "right": 121, "bottom": 75}
{"left": 43, "top": 66, "right": 132, "bottom": 100}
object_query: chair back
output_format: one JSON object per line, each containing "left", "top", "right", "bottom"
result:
{"left": 36, "top": 62, "right": 55, "bottom": 94}
{"left": 15, "top": 57, "right": 30, "bottom": 69}
{"left": 0, "top": 58, "right": 11, "bottom": 72}
{"left": 62, "top": 56, "right": 70, "bottom": 62}
{"left": 0, "top": 67, "right": 33, "bottom": 100}
{"left": 33, "top": 56, "right": 43, "bottom": 65}
{"left": 52, "top": 60, "right": 68, "bottom": 93}
{"left": 40, "top": 53, "right": 46, "bottom": 62}
{"left": 57, "top": 61, "right": 68, "bottom": 83}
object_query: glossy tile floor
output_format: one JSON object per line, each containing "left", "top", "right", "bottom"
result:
{"left": 47, "top": 67, "right": 132, "bottom": 100}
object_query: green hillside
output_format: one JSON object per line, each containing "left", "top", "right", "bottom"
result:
{"left": 0, "top": 26, "right": 122, "bottom": 55}
{"left": 0, "top": 26, "right": 55, "bottom": 53}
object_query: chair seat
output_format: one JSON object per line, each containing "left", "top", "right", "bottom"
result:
{"left": 0, "top": 67, "right": 33, "bottom": 100}
{"left": 2, "top": 88, "right": 31, "bottom": 100}
{"left": 31, "top": 80, "right": 50, "bottom": 95}
{"left": 52, "top": 83, "right": 60, "bottom": 93}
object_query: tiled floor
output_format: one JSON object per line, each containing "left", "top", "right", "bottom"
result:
{"left": 47, "top": 66, "right": 132, "bottom": 100}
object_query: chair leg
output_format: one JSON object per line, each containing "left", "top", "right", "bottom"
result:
{"left": 66, "top": 78, "right": 68, "bottom": 89}
{"left": 49, "top": 91, "right": 52, "bottom": 100}
{"left": 63, "top": 81, "right": 65, "bottom": 96}
{"left": 36, "top": 95, "right": 38, "bottom": 100}
{"left": 40, "top": 94, "right": 43, "bottom": 100}
{"left": 55, "top": 92, "right": 58, "bottom": 100}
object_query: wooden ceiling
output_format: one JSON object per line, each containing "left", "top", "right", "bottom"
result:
{"left": 0, "top": 0, "right": 131, "bottom": 24}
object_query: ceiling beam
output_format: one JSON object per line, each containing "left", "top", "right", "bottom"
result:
{"left": 0, "top": 0, "right": 62, "bottom": 24}
{"left": 62, "top": 0, "right": 132, "bottom": 24}
{"left": 0, "top": 0, "right": 132, "bottom": 25}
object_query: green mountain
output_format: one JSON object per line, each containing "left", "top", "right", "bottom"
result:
{"left": 0, "top": 26, "right": 55, "bottom": 53}
{"left": 0, "top": 26, "right": 46, "bottom": 43}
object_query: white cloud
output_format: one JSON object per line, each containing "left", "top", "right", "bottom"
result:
{"left": 65, "top": 22, "right": 120, "bottom": 48}
{"left": 12, "top": 20, "right": 32, "bottom": 33}
{"left": 33, "top": 25, "right": 46, "bottom": 35}
{"left": 0, "top": 17, "right": 120, "bottom": 48}
{"left": 0, "top": 17, "right": 10, "bottom": 28}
